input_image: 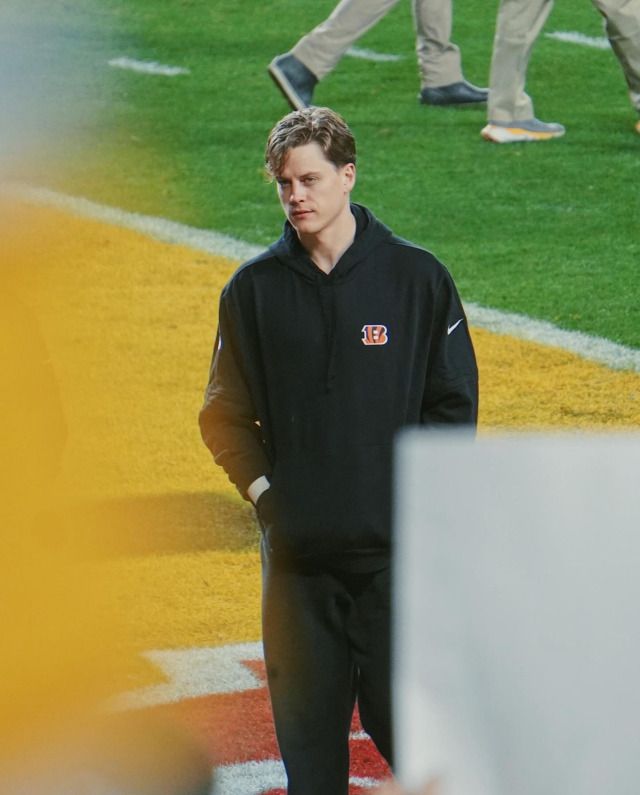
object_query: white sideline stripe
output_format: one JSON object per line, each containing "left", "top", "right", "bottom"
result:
{"left": 108, "top": 56, "right": 190, "bottom": 76}
{"left": 6, "top": 183, "right": 262, "bottom": 263}
{"left": 546, "top": 31, "right": 610, "bottom": 50}
{"left": 465, "top": 303, "right": 640, "bottom": 373}
{"left": 6, "top": 183, "right": 640, "bottom": 373}
{"left": 346, "top": 46, "right": 404, "bottom": 63}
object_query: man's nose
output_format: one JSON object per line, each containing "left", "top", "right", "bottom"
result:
{"left": 289, "top": 181, "right": 305, "bottom": 203}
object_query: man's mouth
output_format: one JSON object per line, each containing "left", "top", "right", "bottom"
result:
{"left": 291, "top": 209, "right": 312, "bottom": 218}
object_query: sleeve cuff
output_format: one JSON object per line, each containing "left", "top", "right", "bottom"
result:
{"left": 247, "top": 475, "right": 271, "bottom": 505}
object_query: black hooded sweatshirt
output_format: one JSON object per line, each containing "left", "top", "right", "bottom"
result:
{"left": 199, "top": 204, "right": 478, "bottom": 563}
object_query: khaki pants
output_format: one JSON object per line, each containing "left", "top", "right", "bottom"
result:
{"left": 600, "top": 0, "right": 640, "bottom": 105}
{"left": 291, "top": 0, "right": 464, "bottom": 89}
{"left": 488, "top": 0, "right": 640, "bottom": 121}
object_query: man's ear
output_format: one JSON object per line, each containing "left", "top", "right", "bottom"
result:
{"left": 343, "top": 162, "right": 356, "bottom": 191}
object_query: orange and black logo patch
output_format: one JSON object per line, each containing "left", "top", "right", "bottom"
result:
{"left": 361, "top": 324, "right": 389, "bottom": 346}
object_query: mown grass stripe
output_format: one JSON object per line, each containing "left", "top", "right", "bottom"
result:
{"left": 8, "top": 183, "right": 640, "bottom": 373}
{"left": 545, "top": 31, "right": 610, "bottom": 50}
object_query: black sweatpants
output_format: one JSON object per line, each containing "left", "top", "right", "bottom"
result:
{"left": 261, "top": 542, "right": 393, "bottom": 794}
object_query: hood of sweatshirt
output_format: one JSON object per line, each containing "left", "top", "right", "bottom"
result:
{"left": 266, "top": 204, "right": 393, "bottom": 392}
{"left": 267, "top": 203, "right": 393, "bottom": 283}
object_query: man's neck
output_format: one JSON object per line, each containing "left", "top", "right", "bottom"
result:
{"left": 298, "top": 207, "right": 356, "bottom": 275}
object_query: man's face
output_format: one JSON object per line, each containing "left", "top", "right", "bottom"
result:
{"left": 275, "top": 142, "right": 355, "bottom": 240}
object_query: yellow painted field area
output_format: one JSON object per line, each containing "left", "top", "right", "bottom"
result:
{"left": 3, "top": 202, "right": 640, "bottom": 705}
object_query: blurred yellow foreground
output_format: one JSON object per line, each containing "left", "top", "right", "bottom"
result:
{"left": 0, "top": 197, "right": 215, "bottom": 794}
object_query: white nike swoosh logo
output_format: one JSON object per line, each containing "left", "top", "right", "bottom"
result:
{"left": 447, "top": 318, "right": 464, "bottom": 335}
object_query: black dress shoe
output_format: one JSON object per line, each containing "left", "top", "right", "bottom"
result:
{"left": 419, "top": 80, "right": 488, "bottom": 106}
{"left": 268, "top": 53, "right": 318, "bottom": 110}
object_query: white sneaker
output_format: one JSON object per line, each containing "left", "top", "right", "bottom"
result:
{"left": 481, "top": 118, "right": 566, "bottom": 143}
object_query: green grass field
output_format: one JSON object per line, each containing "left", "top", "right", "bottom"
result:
{"left": 4, "top": 0, "right": 640, "bottom": 348}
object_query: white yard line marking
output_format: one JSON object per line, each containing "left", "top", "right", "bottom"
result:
{"left": 545, "top": 31, "right": 610, "bottom": 50}
{"left": 346, "top": 46, "right": 404, "bottom": 63}
{"left": 108, "top": 56, "right": 190, "bottom": 76}
{"left": 6, "top": 183, "right": 640, "bottom": 373}
{"left": 213, "top": 760, "right": 382, "bottom": 794}
{"left": 214, "top": 759, "right": 286, "bottom": 795}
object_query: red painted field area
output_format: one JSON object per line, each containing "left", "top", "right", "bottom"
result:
{"left": 137, "top": 653, "right": 391, "bottom": 793}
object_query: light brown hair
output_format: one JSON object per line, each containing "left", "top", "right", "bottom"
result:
{"left": 264, "top": 106, "right": 357, "bottom": 179}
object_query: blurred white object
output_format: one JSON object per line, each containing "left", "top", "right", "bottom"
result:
{"left": 394, "top": 431, "right": 640, "bottom": 795}
{"left": 0, "top": 1, "right": 105, "bottom": 178}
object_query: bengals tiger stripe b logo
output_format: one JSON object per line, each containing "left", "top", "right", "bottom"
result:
{"left": 361, "top": 324, "right": 389, "bottom": 345}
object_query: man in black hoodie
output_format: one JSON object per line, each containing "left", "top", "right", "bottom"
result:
{"left": 199, "top": 107, "right": 478, "bottom": 793}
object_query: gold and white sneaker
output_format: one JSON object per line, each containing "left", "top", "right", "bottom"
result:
{"left": 481, "top": 118, "right": 566, "bottom": 143}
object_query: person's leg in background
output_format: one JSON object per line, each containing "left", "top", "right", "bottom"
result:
{"left": 269, "top": 0, "right": 400, "bottom": 109}
{"left": 269, "top": 0, "right": 487, "bottom": 109}
{"left": 592, "top": 0, "right": 640, "bottom": 133}
{"left": 292, "top": 0, "right": 401, "bottom": 80}
{"left": 414, "top": 0, "right": 488, "bottom": 105}
{"left": 481, "top": 0, "right": 565, "bottom": 142}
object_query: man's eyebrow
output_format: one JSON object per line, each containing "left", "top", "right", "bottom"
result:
{"left": 277, "top": 171, "right": 322, "bottom": 181}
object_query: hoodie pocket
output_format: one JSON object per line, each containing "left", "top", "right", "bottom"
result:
{"left": 266, "top": 444, "right": 393, "bottom": 558}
